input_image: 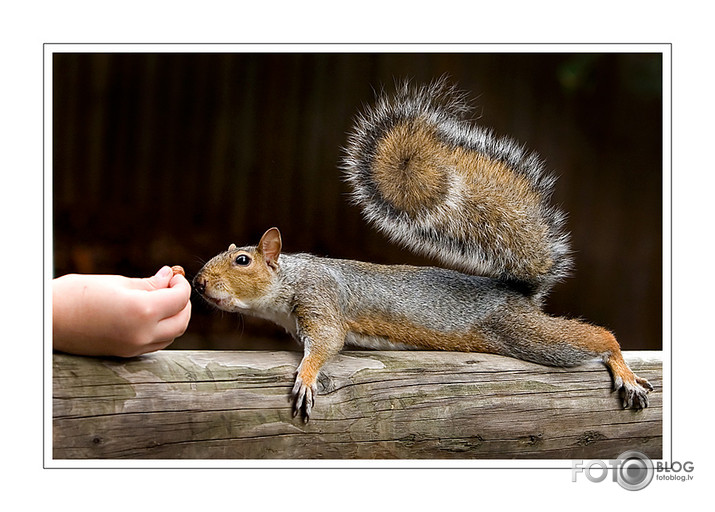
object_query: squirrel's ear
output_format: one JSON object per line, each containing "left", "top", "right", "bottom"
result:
{"left": 227, "top": 243, "right": 237, "bottom": 251}
{"left": 259, "top": 227, "right": 282, "bottom": 268}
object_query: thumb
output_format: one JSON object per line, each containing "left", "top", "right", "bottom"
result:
{"left": 143, "top": 266, "right": 174, "bottom": 290}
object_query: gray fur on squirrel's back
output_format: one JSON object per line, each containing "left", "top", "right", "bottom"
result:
{"left": 342, "top": 79, "right": 572, "bottom": 299}
{"left": 280, "top": 253, "right": 521, "bottom": 329}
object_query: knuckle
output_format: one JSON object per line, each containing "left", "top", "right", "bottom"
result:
{"left": 128, "top": 300, "right": 156, "bottom": 321}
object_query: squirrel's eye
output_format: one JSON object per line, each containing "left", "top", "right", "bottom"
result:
{"left": 234, "top": 254, "right": 251, "bottom": 266}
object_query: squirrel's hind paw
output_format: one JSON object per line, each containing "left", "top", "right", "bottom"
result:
{"left": 606, "top": 355, "right": 653, "bottom": 411}
{"left": 615, "top": 377, "right": 652, "bottom": 411}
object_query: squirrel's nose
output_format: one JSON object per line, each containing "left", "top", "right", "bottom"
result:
{"left": 193, "top": 275, "right": 206, "bottom": 295}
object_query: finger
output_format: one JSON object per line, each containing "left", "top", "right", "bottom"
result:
{"left": 169, "top": 272, "right": 190, "bottom": 289}
{"left": 141, "top": 276, "right": 192, "bottom": 320}
{"left": 153, "top": 299, "right": 192, "bottom": 342}
{"left": 126, "top": 266, "right": 174, "bottom": 291}
{"left": 146, "top": 266, "right": 175, "bottom": 290}
{"left": 134, "top": 301, "right": 191, "bottom": 355}
{"left": 132, "top": 337, "right": 177, "bottom": 356}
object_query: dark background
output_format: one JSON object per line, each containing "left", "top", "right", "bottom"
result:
{"left": 52, "top": 52, "right": 663, "bottom": 351}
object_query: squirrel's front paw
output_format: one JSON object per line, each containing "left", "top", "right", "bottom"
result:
{"left": 291, "top": 374, "right": 317, "bottom": 422}
{"left": 614, "top": 375, "right": 653, "bottom": 410}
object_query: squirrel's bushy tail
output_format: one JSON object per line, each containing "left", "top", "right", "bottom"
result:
{"left": 342, "top": 78, "right": 572, "bottom": 298}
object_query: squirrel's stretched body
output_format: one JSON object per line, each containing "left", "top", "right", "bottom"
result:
{"left": 194, "top": 79, "right": 652, "bottom": 421}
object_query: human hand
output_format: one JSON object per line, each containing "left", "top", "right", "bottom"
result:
{"left": 53, "top": 266, "right": 192, "bottom": 357}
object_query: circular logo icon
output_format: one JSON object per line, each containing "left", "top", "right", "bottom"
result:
{"left": 616, "top": 450, "right": 654, "bottom": 491}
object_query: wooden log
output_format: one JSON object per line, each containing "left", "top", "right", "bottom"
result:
{"left": 52, "top": 350, "right": 662, "bottom": 460}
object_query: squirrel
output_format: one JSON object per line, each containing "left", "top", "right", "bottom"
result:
{"left": 194, "top": 79, "right": 653, "bottom": 421}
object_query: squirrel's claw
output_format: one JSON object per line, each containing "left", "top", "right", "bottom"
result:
{"left": 637, "top": 376, "right": 654, "bottom": 392}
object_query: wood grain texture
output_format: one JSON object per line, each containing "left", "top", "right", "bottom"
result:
{"left": 52, "top": 350, "right": 662, "bottom": 460}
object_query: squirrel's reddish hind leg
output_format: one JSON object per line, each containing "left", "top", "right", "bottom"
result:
{"left": 566, "top": 322, "right": 653, "bottom": 410}
{"left": 603, "top": 346, "right": 653, "bottom": 410}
